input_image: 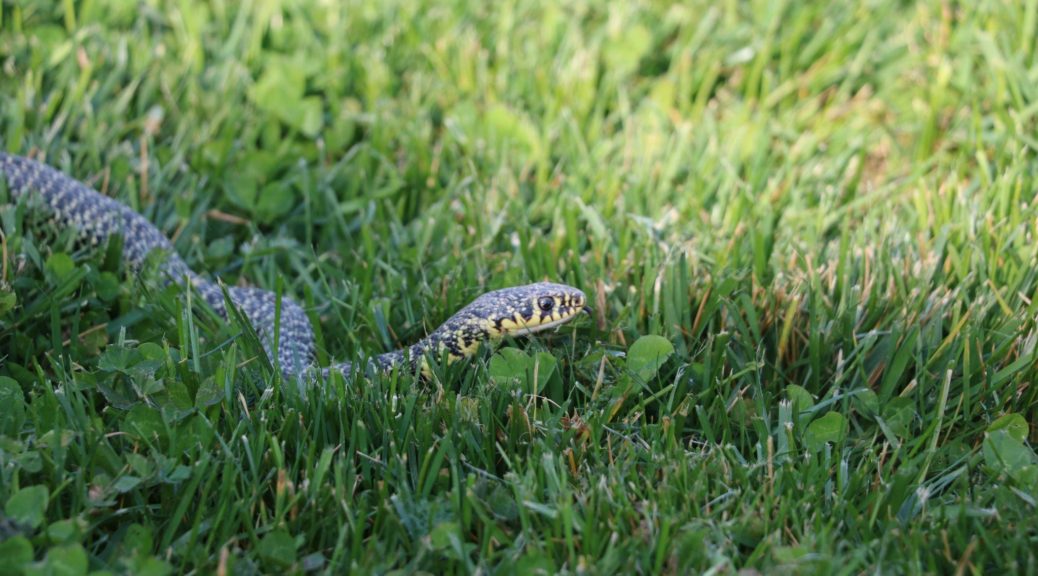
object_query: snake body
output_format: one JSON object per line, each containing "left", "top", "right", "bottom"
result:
{"left": 0, "top": 153, "right": 587, "bottom": 378}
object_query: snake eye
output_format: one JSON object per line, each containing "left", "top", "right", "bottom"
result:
{"left": 537, "top": 297, "right": 554, "bottom": 313}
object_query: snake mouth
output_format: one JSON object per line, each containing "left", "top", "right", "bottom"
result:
{"left": 509, "top": 311, "right": 584, "bottom": 336}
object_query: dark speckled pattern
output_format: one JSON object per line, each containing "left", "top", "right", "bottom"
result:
{"left": 1, "top": 153, "right": 586, "bottom": 379}
{"left": 0, "top": 153, "right": 315, "bottom": 375}
{"left": 327, "top": 282, "right": 588, "bottom": 377}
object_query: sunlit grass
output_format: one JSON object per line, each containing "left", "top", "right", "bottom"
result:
{"left": 2, "top": 0, "right": 1038, "bottom": 573}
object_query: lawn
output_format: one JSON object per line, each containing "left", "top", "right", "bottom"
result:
{"left": 2, "top": 0, "right": 1038, "bottom": 573}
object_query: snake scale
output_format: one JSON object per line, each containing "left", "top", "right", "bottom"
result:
{"left": 0, "top": 152, "right": 588, "bottom": 378}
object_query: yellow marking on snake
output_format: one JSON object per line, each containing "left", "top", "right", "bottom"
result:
{"left": 457, "top": 334, "right": 480, "bottom": 356}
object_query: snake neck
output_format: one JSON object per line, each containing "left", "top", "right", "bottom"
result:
{"left": 323, "top": 323, "right": 493, "bottom": 379}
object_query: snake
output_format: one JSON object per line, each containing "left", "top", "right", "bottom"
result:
{"left": 0, "top": 152, "right": 588, "bottom": 379}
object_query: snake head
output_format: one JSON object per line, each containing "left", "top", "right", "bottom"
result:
{"left": 417, "top": 281, "right": 587, "bottom": 366}
{"left": 462, "top": 281, "right": 589, "bottom": 338}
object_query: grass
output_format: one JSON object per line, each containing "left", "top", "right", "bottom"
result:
{"left": 1, "top": 0, "right": 1038, "bottom": 573}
